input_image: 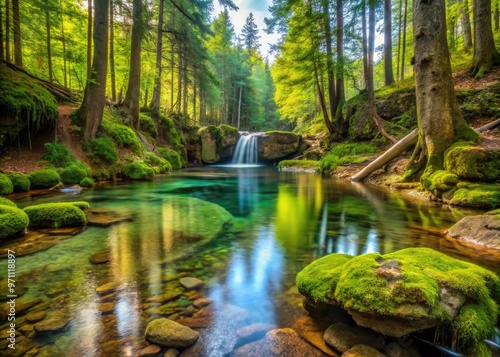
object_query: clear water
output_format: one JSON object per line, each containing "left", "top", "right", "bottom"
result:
{"left": 1, "top": 167, "right": 498, "bottom": 356}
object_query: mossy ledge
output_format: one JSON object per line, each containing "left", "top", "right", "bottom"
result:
{"left": 296, "top": 248, "right": 500, "bottom": 356}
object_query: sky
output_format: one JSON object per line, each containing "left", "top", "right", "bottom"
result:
{"left": 211, "top": 0, "right": 277, "bottom": 61}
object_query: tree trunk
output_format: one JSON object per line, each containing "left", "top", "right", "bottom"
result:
{"left": 170, "top": 8, "right": 175, "bottom": 110}
{"left": 177, "top": 49, "right": 182, "bottom": 113}
{"left": 335, "top": 0, "right": 346, "bottom": 137}
{"left": 237, "top": 85, "right": 242, "bottom": 130}
{"left": 495, "top": 2, "right": 499, "bottom": 31}
{"left": 458, "top": 0, "right": 472, "bottom": 52}
{"left": 384, "top": 0, "right": 395, "bottom": 85}
{"left": 313, "top": 60, "right": 335, "bottom": 136}
{"left": 447, "top": 0, "right": 456, "bottom": 50}
{"left": 396, "top": 0, "right": 402, "bottom": 79}
{"left": 182, "top": 56, "right": 188, "bottom": 117}
{"left": 109, "top": 0, "right": 116, "bottom": 101}
{"left": 470, "top": 0, "right": 500, "bottom": 78}
{"left": 413, "top": 0, "right": 474, "bottom": 180}
{"left": 45, "top": 10, "right": 53, "bottom": 82}
{"left": 12, "top": 0, "right": 21, "bottom": 67}
{"left": 5, "top": 0, "right": 10, "bottom": 62}
{"left": 123, "top": 0, "right": 142, "bottom": 129}
{"left": 0, "top": 2, "right": 4, "bottom": 61}
{"left": 401, "top": 0, "right": 408, "bottom": 80}
{"left": 366, "top": 0, "right": 397, "bottom": 143}
{"left": 60, "top": 0, "right": 68, "bottom": 88}
{"left": 150, "top": 0, "right": 164, "bottom": 112}
{"left": 87, "top": 0, "right": 92, "bottom": 79}
{"left": 78, "top": 0, "right": 109, "bottom": 141}
{"left": 322, "top": 0, "right": 337, "bottom": 122}
{"left": 193, "top": 80, "right": 197, "bottom": 123}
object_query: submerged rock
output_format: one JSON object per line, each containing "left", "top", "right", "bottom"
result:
{"left": 447, "top": 214, "right": 500, "bottom": 249}
{"left": 179, "top": 277, "right": 204, "bottom": 291}
{"left": 86, "top": 208, "right": 134, "bottom": 227}
{"left": 342, "top": 344, "right": 385, "bottom": 357}
{"left": 323, "top": 322, "right": 385, "bottom": 353}
{"left": 144, "top": 318, "right": 199, "bottom": 348}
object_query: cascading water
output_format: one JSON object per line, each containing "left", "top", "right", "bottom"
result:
{"left": 232, "top": 133, "right": 259, "bottom": 165}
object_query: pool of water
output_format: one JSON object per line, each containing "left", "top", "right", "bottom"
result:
{"left": 1, "top": 167, "right": 498, "bottom": 356}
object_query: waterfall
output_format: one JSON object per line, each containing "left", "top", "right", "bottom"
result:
{"left": 232, "top": 133, "right": 259, "bottom": 164}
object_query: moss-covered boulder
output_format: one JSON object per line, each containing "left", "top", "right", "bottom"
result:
{"left": 7, "top": 173, "right": 31, "bottom": 192}
{"left": 24, "top": 202, "right": 88, "bottom": 228}
{"left": 445, "top": 142, "right": 500, "bottom": 181}
{"left": 447, "top": 215, "right": 500, "bottom": 250}
{"left": 198, "top": 126, "right": 221, "bottom": 164}
{"left": 143, "top": 152, "right": 172, "bottom": 174}
{"left": 60, "top": 164, "right": 88, "bottom": 185}
{"left": 28, "top": 169, "right": 61, "bottom": 189}
{"left": 219, "top": 125, "right": 240, "bottom": 160}
{"left": 447, "top": 182, "right": 500, "bottom": 209}
{"left": 0, "top": 205, "right": 29, "bottom": 238}
{"left": 123, "top": 162, "right": 155, "bottom": 180}
{"left": 158, "top": 147, "right": 183, "bottom": 170}
{"left": 0, "top": 174, "right": 13, "bottom": 195}
{"left": 296, "top": 248, "right": 500, "bottom": 356}
{"left": 259, "top": 131, "right": 300, "bottom": 161}
{"left": 0, "top": 197, "right": 16, "bottom": 207}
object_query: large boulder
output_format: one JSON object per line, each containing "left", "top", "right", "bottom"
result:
{"left": 259, "top": 131, "right": 300, "bottom": 161}
{"left": 444, "top": 142, "right": 500, "bottom": 181}
{"left": 296, "top": 248, "right": 500, "bottom": 355}
{"left": 144, "top": 318, "right": 199, "bottom": 348}
{"left": 198, "top": 126, "right": 221, "bottom": 164}
{"left": 219, "top": 125, "right": 240, "bottom": 160}
{"left": 447, "top": 214, "right": 500, "bottom": 249}
{"left": 0, "top": 204, "right": 29, "bottom": 239}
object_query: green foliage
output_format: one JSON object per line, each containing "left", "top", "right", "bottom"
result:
{"left": 0, "top": 197, "right": 17, "bottom": 207}
{"left": 319, "top": 143, "right": 378, "bottom": 172}
{"left": 42, "top": 141, "right": 76, "bottom": 167}
{"left": 86, "top": 137, "right": 119, "bottom": 164}
{"left": 0, "top": 174, "right": 14, "bottom": 195}
{"left": 79, "top": 177, "right": 95, "bottom": 188}
{"left": 0, "top": 205, "right": 29, "bottom": 238}
{"left": 158, "top": 147, "right": 183, "bottom": 170}
{"left": 123, "top": 162, "right": 155, "bottom": 180}
{"left": 278, "top": 160, "right": 319, "bottom": 172}
{"left": 60, "top": 164, "right": 88, "bottom": 185}
{"left": 140, "top": 113, "right": 158, "bottom": 137}
{"left": 7, "top": 173, "right": 31, "bottom": 192}
{"left": 303, "top": 150, "right": 323, "bottom": 160}
{"left": 28, "top": 169, "right": 61, "bottom": 189}
{"left": 143, "top": 152, "right": 172, "bottom": 174}
{"left": 24, "top": 202, "right": 86, "bottom": 228}
{"left": 158, "top": 115, "right": 187, "bottom": 166}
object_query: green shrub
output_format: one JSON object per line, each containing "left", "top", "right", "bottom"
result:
{"left": 140, "top": 113, "right": 158, "bottom": 137}
{"left": 0, "top": 205, "right": 29, "bottom": 238}
{"left": 0, "top": 197, "right": 16, "bottom": 207}
{"left": 0, "top": 174, "right": 13, "bottom": 195}
{"left": 7, "top": 173, "right": 31, "bottom": 192}
{"left": 24, "top": 203, "right": 86, "bottom": 228}
{"left": 158, "top": 147, "right": 182, "bottom": 170}
{"left": 60, "top": 164, "right": 88, "bottom": 185}
{"left": 319, "top": 143, "right": 378, "bottom": 172}
{"left": 42, "top": 141, "right": 76, "bottom": 167}
{"left": 87, "top": 137, "right": 119, "bottom": 164}
{"left": 123, "top": 162, "right": 155, "bottom": 180}
{"left": 143, "top": 152, "right": 172, "bottom": 174}
{"left": 80, "top": 177, "right": 95, "bottom": 188}
{"left": 28, "top": 169, "right": 61, "bottom": 189}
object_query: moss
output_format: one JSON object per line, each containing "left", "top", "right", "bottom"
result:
{"left": 60, "top": 164, "right": 88, "bottom": 185}
{"left": 24, "top": 202, "right": 86, "bottom": 228}
{"left": 123, "top": 162, "right": 155, "bottom": 180}
{"left": 42, "top": 141, "right": 76, "bottom": 167}
{"left": 303, "top": 150, "right": 323, "bottom": 161}
{"left": 0, "top": 205, "right": 29, "bottom": 238}
{"left": 139, "top": 113, "right": 158, "bottom": 138}
{"left": 485, "top": 208, "right": 500, "bottom": 215}
{"left": 454, "top": 123, "right": 480, "bottom": 142}
{"left": 422, "top": 170, "right": 458, "bottom": 194}
{"left": 85, "top": 137, "right": 119, "bottom": 164}
{"left": 296, "top": 248, "right": 500, "bottom": 355}
{"left": 449, "top": 183, "right": 500, "bottom": 209}
{"left": 445, "top": 142, "right": 500, "bottom": 181}
{"left": 0, "top": 174, "right": 14, "bottom": 195}
{"left": 102, "top": 120, "right": 142, "bottom": 154}
{"left": 0, "top": 197, "right": 16, "bottom": 207}
{"left": 28, "top": 169, "right": 61, "bottom": 189}
{"left": 71, "top": 201, "right": 90, "bottom": 210}
{"left": 143, "top": 152, "right": 172, "bottom": 174}
{"left": 7, "top": 173, "right": 31, "bottom": 192}
{"left": 79, "top": 177, "right": 95, "bottom": 188}
{"left": 158, "top": 147, "right": 183, "bottom": 170}
{"left": 278, "top": 160, "right": 319, "bottom": 172}
{"left": 319, "top": 143, "right": 378, "bottom": 172}
{"left": 219, "top": 124, "right": 238, "bottom": 135}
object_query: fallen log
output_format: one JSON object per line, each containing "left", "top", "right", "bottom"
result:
{"left": 476, "top": 118, "right": 500, "bottom": 133}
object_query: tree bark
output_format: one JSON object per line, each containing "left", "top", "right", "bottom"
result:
{"left": 87, "top": 0, "right": 92, "bottom": 79}
{"left": 401, "top": 0, "right": 408, "bottom": 80}
{"left": 0, "top": 2, "right": 4, "bottom": 61}
{"left": 5, "top": 0, "right": 10, "bottom": 62}
{"left": 12, "top": 0, "right": 21, "bottom": 67}
{"left": 170, "top": 7, "right": 175, "bottom": 110}
{"left": 109, "top": 0, "right": 116, "bottom": 101}
{"left": 396, "top": 0, "right": 402, "bottom": 79}
{"left": 470, "top": 0, "right": 500, "bottom": 78}
{"left": 182, "top": 55, "right": 188, "bottom": 117}
{"left": 334, "top": 0, "right": 346, "bottom": 137}
{"left": 193, "top": 80, "right": 196, "bottom": 123}
{"left": 150, "top": 0, "right": 164, "bottom": 112}
{"left": 45, "top": 9, "right": 53, "bottom": 82}
{"left": 384, "top": 0, "right": 395, "bottom": 85}
{"left": 60, "top": 0, "right": 68, "bottom": 88}
{"left": 458, "top": 0, "right": 472, "bottom": 52}
{"left": 78, "top": 0, "right": 109, "bottom": 140}
{"left": 123, "top": 0, "right": 143, "bottom": 129}
{"left": 322, "top": 0, "right": 337, "bottom": 122}
{"left": 413, "top": 0, "right": 471, "bottom": 179}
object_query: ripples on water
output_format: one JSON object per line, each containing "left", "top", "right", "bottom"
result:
{"left": 1, "top": 167, "right": 498, "bottom": 356}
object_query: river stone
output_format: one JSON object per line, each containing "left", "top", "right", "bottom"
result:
{"left": 259, "top": 131, "right": 300, "bottom": 160}
{"left": 144, "top": 318, "right": 199, "bottom": 348}
{"left": 447, "top": 214, "right": 500, "bottom": 249}
{"left": 232, "top": 328, "right": 322, "bottom": 357}
{"left": 85, "top": 208, "right": 134, "bottom": 227}
{"left": 323, "top": 322, "right": 385, "bottom": 353}
{"left": 342, "top": 344, "right": 385, "bottom": 357}
{"left": 235, "top": 323, "right": 277, "bottom": 347}
{"left": 89, "top": 250, "right": 110, "bottom": 264}
{"left": 96, "top": 282, "right": 120, "bottom": 295}
{"left": 179, "top": 277, "right": 204, "bottom": 291}
{"left": 137, "top": 344, "right": 162, "bottom": 357}
{"left": 193, "top": 297, "right": 212, "bottom": 308}
{"left": 146, "top": 292, "right": 182, "bottom": 304}
{"left": 34, "top": 311, "right": 71, "bottom": 333}
{"left": 99, "top": 302, "right": 115, "bottom": 315}
{"left": 26, "top": 311, "right": 46, "bottom": 323}
{"left": 292, "top": 316, "right": 336, "bottom": 356}
{"left": 164, "top": 348, "right": 180, "bottom": 357}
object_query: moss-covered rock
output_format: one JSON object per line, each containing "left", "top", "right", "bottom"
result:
{"left": 60, "top": 164, "right": 88, "bottom": 185}
{"left": 0, "top": 205, "right": 29, "bottom": 238}
{"left": 123, "top": 162, "right": 155, "bottom": 180}
{"left": 139, "top": 113, "right": 158, "bottom": 138}
{"left": 158, "top": 147, "right": 183, "bottom": 170}
{"left": 0, "top": 197, "right": 17, "bottom": 207}
{"left": 198, "top": 126, "right": 222, "bottom": 164}
{"left": 444, "top": 142, "right": 500, "bottom": 181}
{"left": 143, "top": 152, "right": 172, "bottom": 174}
{"left": 447, "top": 215, "right": 500, "bottom": 250}
{"left": 0, "top": 174, "right": 14, "bottom": 195}
{"left": 219, "top": 124, "right": 240, "bottom": 160}
{"left": 86, "top": 137, "right": 119, "bottom": 164}
{"left": 7, "top": 173, "right": 31, "bottom": 192}
{"left": 79, "top": 177, "right": 95, "bottom": 188}
{"left": 447, "top": 183, "right": 500, "bottom": 209}
{"left": 277, "top": 160, "right": 319, "bottom": 173}
{"left": 260, "top": 131, "right": 300, "bottom": 160}
{"left": 422, "top": 170, "right": 458, "bottom": 195}
{"left": 24, "top": 202, "right": 87, "bottom": 228}
{"left": 296, "top": 248, "right": 500, "bottom": 355}
{"left": 28, "top": 169, "right": 61, "bottom": 189}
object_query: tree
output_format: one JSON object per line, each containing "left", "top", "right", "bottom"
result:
{"left": 109, "top": 0, "right": 116, "bottom": 101}
{"left": 458, "top": 0, "right": 472, "bottom": 52}
{"left": 470, "top": 0, "right": 500, "bottom": 78}
{"left": 5, "top": 0, "right": 10, "bottom": 62}
{"left": 0, "top": 1, "right": 4, "bottom": 60}
{"left": 384, "top": 0, "right": 394, "bottom": 85}
{"left": 12, "top": 0, "right": 21, "bottom": 67}
{"left": 77, "top": 0, "right": 110, "bottom": 140}
{"left": 45, "top": 6, "right": 53, "bottom": 82}
{"left": 87, "top": 0, "right": 92, "bottom": 79}
{"left": 123, "top": 0, "right": 143, "bottom": 129}
{"left": 241, "top": 12, "right": 260, "bottom": 55}
{"left": 150, "top": 0, "right": 165, "bottom": 112}
{"left": 411, "top": 0, "right": 477, "bottom": 182}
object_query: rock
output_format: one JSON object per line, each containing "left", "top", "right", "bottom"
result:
{"left": 86, "top": 208, "right": 134, "bottom": 227}
{"left": 220, "top": 125, "right": 240, "bottom": 160}
{"left": 179, "top": 277, "right": 204, "bottom": 291}
{"left": 0, "top": 297, "right": 42, "bottom": 316}
{"left": 144, "top": 318, "right": 199, "bottom": 348}
{"left": 146, "top": 292, "right": 182, "bottom": 304}
{"left": 235, "top": 323, "right": 277, "bottom": 347}
{"left": 136, "top": 344, "right": 162, "bottom": 357}
{"left": 259, "top": 131, "right": 300, "bottom": 160}
{"left": 26, "top": 311, "right": 46, "bottom": 323}
{"left": 163, "top": 348, "right": 179, "bottom": 357}
{"left": 199, "top": 126, "right": 221, "bottom": 164}
{"left": 447, "top": 215, "right": 500, "bottom": 249}
{"left": 193, "top": 297, "right": 212, "bottom": 308}
{"left": 232, "top": 328, "right": 322, "bottom": 357}
{"left": 323, "top": 322, "right": 385, "bottom": 353}
{"left": 89, "top": 250, "right": 111, "bottom": 264}
{"left": 292, "top": 316, "right": 336, "bottom": 356}
{"left": 34, "top": 311, "right": 71, "bottom": 332}
{"left": 96, "top": 282, "right": 120, "bottom": 296}
{"left": 342, "top": 344, "right": 385, "bottom": 357}
{"left": 382, "top": 341, "right": 422, "bottom": 357}
{"left": 99, "top": 302, "right": 116, "bottom": 315}
{"left": 444, "top": 142, "right": 500, "bottom": 181}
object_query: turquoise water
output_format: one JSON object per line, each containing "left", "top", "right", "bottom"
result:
{"left": 1, "top": 167, "right": 498, "bottom": 356}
